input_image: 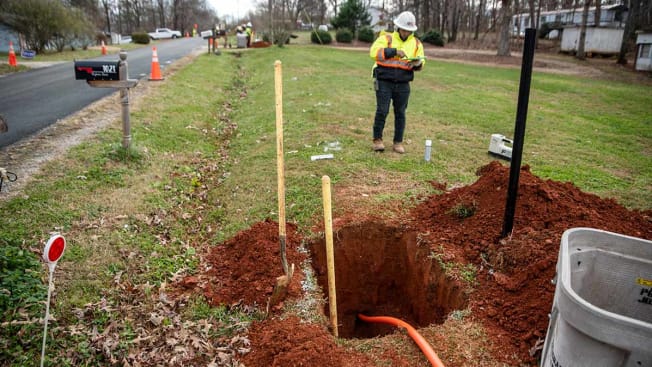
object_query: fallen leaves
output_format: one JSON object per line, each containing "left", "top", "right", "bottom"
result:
{"left": 60, "top": 284, "right": 251, "bottom": 366}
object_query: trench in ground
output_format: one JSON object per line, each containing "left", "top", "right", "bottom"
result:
{"left": 309, "top": 222, "right": 468, "bottom": 339}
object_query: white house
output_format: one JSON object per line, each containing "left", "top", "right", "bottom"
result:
{"left": 635, "top": 31, "right": 652, "bottom": 71}
{"left": 512, "top": 4, "right": 627, "bottom": 37}
{"left": 560, "top": 27, "right": 624, "bottom": 55}
{"left": 368, "top": 6, "right": 391, "bottom": 33}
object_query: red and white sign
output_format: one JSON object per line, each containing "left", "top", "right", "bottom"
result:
{"left": 43, "top": 234, "right": 66, "bottom": 266}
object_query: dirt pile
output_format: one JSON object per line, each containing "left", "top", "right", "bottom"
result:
{"left": 184, "top": 161, "right": 651, "bottom": 366}
{"left": 409, "top": 161, "right": 652, "bottom": 363}
{"left": 240, "top": 316, "right": 375, "bottom": 367}
{"left": 201, "top": 219, "right": 307, "bottom": 308}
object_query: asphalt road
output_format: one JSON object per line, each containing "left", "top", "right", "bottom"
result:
{"left": 0, "top": 37, "right": 206, "bottom": 148}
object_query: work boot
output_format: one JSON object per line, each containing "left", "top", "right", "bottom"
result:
{"left": 373, "top": 139, "right": 385, "bottom": 152}
{"left": 393, "top": 142, "right": 405, "bottom": 154}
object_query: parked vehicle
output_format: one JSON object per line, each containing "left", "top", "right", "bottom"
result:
{"left": 148, "top": 28, "right": 182, "bottom": 40}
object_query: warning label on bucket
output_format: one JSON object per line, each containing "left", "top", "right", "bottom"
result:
{"left": 637, "top": 277, "right": 652, "bottom": 287}
{"left": 639, "top": 286, "right": 652, "bottom": 305}
{"left": 637, "top": 278, "right": 652, "bottom": 305}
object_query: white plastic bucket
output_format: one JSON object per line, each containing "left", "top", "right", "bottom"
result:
{"left": 541, "top": 228, "right": 652, "bottom": 367}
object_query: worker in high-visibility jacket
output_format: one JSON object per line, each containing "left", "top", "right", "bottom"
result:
{"left": 245, "top": 22, "right": 253, "bottom": 48}
{"left": 369, "top": 11, "right": 425, "bottom": 154}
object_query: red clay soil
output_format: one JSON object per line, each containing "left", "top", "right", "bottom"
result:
{"left": 189, "top": 161, "right": 651, "bottom": 366}
{"left": 408, "top": 161, "right": 652, "bottom": 364}
{"left": 240, "top": 316, "right": 376, "bottom": 367}
{"left": 201, "top": 219, "right": 307, "bottom": 309}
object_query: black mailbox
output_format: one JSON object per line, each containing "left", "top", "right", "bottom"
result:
{"left": 74, "top": 61, "right": 120, "bottom": 81}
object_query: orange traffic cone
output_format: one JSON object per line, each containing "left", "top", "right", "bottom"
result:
{"left": 149, "top": 46, "right": 163, "bottom": 81}
{"left": 101, "top": 40, "right": 107, "bottom": 55}
{"left": 8, "top": 41, "right": 17, "bottom": 67}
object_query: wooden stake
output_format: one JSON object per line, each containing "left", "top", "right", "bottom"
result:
{"left": 274, "top": 60, "right": 289, "bottom": 276}
{"left": 322, "top": 175, "right": 338, "bottom": 337}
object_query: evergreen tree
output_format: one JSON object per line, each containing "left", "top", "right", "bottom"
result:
{"left": 330, "top": 0, "right": 370, "bottom": 34}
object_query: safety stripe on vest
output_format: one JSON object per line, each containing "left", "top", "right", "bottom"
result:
{"left": 375, "top": 34, "right": 417, "bottom": 70}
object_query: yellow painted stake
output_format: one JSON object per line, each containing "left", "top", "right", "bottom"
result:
{"left": 275, "top": 60, "right": 289, "bottom": 276}
{"left": 322, "top": 175, "right": 338, "bottom": 337}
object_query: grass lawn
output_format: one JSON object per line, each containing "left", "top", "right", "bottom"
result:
{"left": 1, "top": 40, "right": 650, "bottom": 365}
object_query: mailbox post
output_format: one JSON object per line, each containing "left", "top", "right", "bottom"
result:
{"left": 119, "top": 51, "right": 132, "bottom": 149}
{"left": 74, "top": 51, "right": 138, "bottom": 149}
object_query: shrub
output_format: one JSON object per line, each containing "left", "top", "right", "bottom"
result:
{"left": 311, "top": 30, "right": 332, "bottom": 44}
{"left": 131, "top": 32, "right": 151, "bottom": 44}
{"left": 421, "top": 29, "right": 445, "bottom": 46}
{"left": 273, "top": 30, "right": 292, "bottom": 46}
{"left": 357, "top": 27, "right": 375, "bottom": 43}
{"left": 335, "top": 28, "right": 353, "bottom": 43}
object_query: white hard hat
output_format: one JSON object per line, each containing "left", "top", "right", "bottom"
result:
{"left": 394, "top": 11, "right": 417, "bottom": 32}
{"left": 247, "top": 22, "right": 252, "bottom": 27}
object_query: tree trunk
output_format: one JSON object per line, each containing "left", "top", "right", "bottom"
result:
{"left": 433, "top": 0, "right": 442, "bottom": 30}
{"left": 423, "top": 0, "right": 432, "bottom": 31}
{"left": 269, "top": 0, "right": 274, "bottom": 43}
{"left": 329, "top": 0, "right": 338, "bottom": 15}
{"left": 497, "top": 0, "right": 512, "bottom": 56}
{"left": 527, "top": 0, "right": 535, "bottom": 28}
{"left": 158, "top": 0, "right": 165, "bottom": 28}
{"left": 594, "top": 0, "right": 601, "bottom": 27}
{"left": 618, "top": 0, "right": 640, "bottom": 65}
{"left": 514, "top": 0, "right": 521, "bottom": 37}
{"left": 102, "top": 0, "right": 112, "bottom": 34}
{"left": 442, "top": 0, "right": 449, "bottom": 34}
{"left": 474, "top": 0, "right": 484, "bottom": 39}
{"left": 576, "top": 0, "right": 590, "bottom": 60}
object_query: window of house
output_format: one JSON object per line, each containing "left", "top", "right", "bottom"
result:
{"left": 639, "top": 44, "right": 651, "bottom": 59}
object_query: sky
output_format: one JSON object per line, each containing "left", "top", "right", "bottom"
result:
{"left": 207, "top": 0, "right": 256, "bottom": 20}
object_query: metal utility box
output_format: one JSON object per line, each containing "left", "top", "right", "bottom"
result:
{"left": 488, "top": 133, "right": 513, "bottom": 160}
{"left": 74, "top": 61, "right": 120, "bottom": 81}
{"left": 541, "top": 228, "right": 652, "bottom": 367}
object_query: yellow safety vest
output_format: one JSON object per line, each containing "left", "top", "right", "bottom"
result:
{"left": 370, "top": 31, "right": 424, "bottom": 82}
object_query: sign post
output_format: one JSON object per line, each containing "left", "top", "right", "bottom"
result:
{"left": 40, "top": 234, "right": 66, "bottom": 367}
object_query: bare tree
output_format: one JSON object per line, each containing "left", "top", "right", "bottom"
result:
{"left": 527, "top": 0, "right": 535, "bottom": 28}
{"left": 157, "top": 0, "right": 166, "bottom": 28}
{"left": 576, "top": 0, "right": 590, "bottom": 60}
{"left": 329, "top": 0, "right": 339, "bottom": 14}
{"left": 618, "top": 0, "right": 641, "bottom": 64}
{"left": 474, "top": 0, "right": 485, "bottom": 39}
{"left": 497, "top": 0, "right": 513, "bottom": 56}
{"left": 422, "top": 0, "right": 432, "bottom": 30}
{"left": 441, "top": 0, "right": 449, "bottom": 33}
{"left": 448, "top": 0, "right": 461, "bottom": 41}
{"left": 101, "top": 0, "right": 114, "bottom": 33}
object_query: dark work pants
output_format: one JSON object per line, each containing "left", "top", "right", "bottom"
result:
{"left": 373, "top": 79, "right": 411, "bottom": 143}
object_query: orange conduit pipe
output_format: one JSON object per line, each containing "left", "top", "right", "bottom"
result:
{"left": 358, "top": 314, "right": 446, "bottom": 367}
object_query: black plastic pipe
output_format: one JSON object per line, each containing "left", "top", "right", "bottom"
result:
{"left": 501, "top": 28, "right": 536, "bottom": 238}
